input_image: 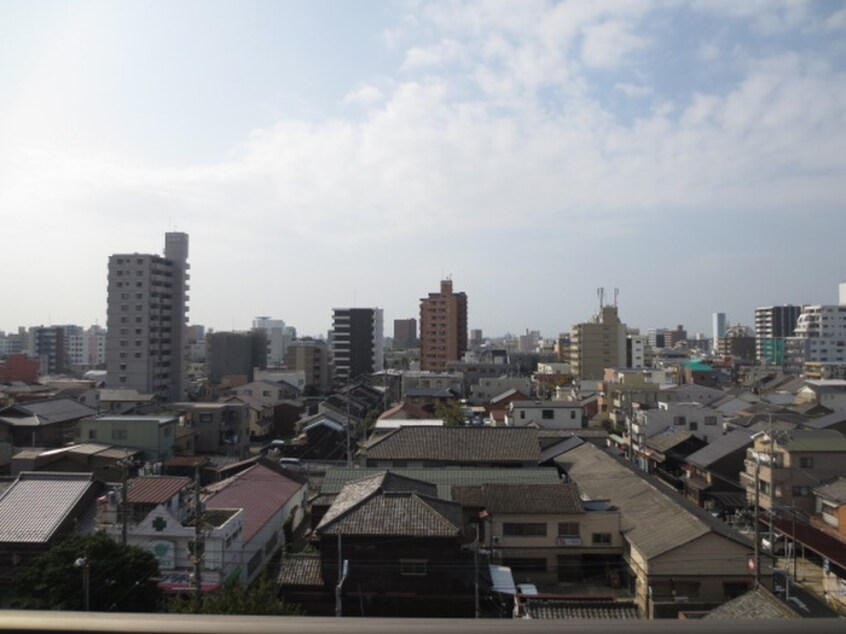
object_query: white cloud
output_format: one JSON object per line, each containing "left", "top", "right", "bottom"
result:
{"left": 343, "top": 84, "right": 385, "bottom": 106}
{"left": 615, "top": 82, "right": 653, "bottom": 98}
{"left": 581, "top": 20, "right": 649, "bottom": 69}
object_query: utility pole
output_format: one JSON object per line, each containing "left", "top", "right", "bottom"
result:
{"left": 473, "top": 524, "right": 480, "bottom": 619}
{"left": 120, "top": 457, "right": 130, "bottom": 546}
{"left": 335, "top": 534, "right": 348, "bottom": 617}
{"left": 192, "top": 463, "right": 204, "bottom": 606}
{"left": 753, "top": 455, "right": 761, "bottom": 588}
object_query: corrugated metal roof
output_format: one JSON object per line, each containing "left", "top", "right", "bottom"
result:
{"left": 0, "top": 472, "right": 95, "bottom": 543}
{"left": 0, "top": 398, "right": 95, "bottom": 425}
{"left": 127, "top": 476, "right": 192, "bottom": 504}
{"left": 557, "top": 443, "right": 749, "bottom": 560}
{"left": 204, "top": 463, "right": 305, "bottom": 543}
{"left": 814, "top": 476, "right": 846, "bottom": 504}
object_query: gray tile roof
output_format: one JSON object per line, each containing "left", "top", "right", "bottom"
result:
{"left": 362, "top": 427, "right": 542, "bottom": 463}
{"left": 278, "top": 554, "right": 324, "bottom": 586}
{"left": 556, "top": 443, "right": 751, "bottom": 560}
{"left": 814, "top": 476, "right": 846, "bottom": 504}
{"left": 0, "top": 472, "right": 95, "bottom": 543}
{"left": 320, "top": 467, "right": 562, "bottom": 500}
{"left": 318, "top": 491, "right": 462, "bottom": 537}
{"left": 645, "top": 429, "right": 693, "bottom": 454}
{"left": 0, "top": 398, "right": 95, "bottom": 427}
{"left": 523, "top": 600, "right": 640, "bottom": 620}
{"left": 452, "top": 482, "right": 583, "bottom": 514}
{"left": 703, "top": 586, "right": 799, "bottom": 619}
{"left": 316, "top": 471, "right": 462, "bottom": 537}
{"left": 686, "top": 429, "right": 754, "bottom": 468}
{"left": 799, "top": 411, "right": 846, "bottom": 430}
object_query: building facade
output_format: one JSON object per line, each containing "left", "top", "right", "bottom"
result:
{"left": 392, "top": 318, "right": 418, "bottom": 350}
{"left": 105, "top": 232, "right": 189, "bottom": 402}
{"left": 331, "top": 308, "right": 384, "bottom": 384}
{"left": 755, "top": 305, "right": 803, "bottom": 365}
{"left": 570, "top": 305, "right": 627, "bottom": 381}
{"left": 286, "top": 339, "right": 330, "bottom": 393}
{"left": 419, "top": 279, "right": 468, "bottom": 371}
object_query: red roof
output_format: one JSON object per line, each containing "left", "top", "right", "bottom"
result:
{"left": 204, "top": 462, "right": 305, "bottom": 543}
{"left": 378, "top": 401, "right": 430, "bottom": 420}
{"left": 127, "top": 476, "right": 192, "bottom": 504}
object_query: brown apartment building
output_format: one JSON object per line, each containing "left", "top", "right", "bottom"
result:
{"left": 419, "top": 279, "right": 467, "bottom": 371}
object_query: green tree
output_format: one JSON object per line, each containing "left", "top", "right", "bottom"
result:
{"left": 169, "top": 574, "right": 301, "bottom": 615}
{"left": 12, "top": 532, "right": 161, "bottom": 612}
{"left": 434, "top": 402, "right": 466, "bottom": 426}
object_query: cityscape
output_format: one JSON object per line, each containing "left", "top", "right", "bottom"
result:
{"left": 2, "top": 1, "right": 846, "bottom": 629}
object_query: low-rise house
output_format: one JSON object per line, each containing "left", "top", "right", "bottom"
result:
{"left": 280, "top": 471, "right": 474, "bottom": 617}
{"left": 97, "top": 389, "right": 156, "bottom": 415}
{"left": 279, "top": 412, "right": 348, "bottom": 461}
{"left": 77, "top": 414, "right": 178, "bottom": 463}
{"left": 99, "top": 474, "right": 245, "bottom": 592}
{"left": 204, "top": 458, "right": 307, "bottom": 584}
{"left": 0, "top": 472, "right": 102, "bottom": 586}
{"left": 470, "top": 377, "right": 532, "bottom": 403}
{"left": 796, "top": 380, "right": 846, "bottom": 411}
{"left": 377, "top": 401, "right": 430, "bottom": 421}
{"left": 629, "top": 402, "right": 723, "bottom": 467}
{"left": 223, "top": 394, "right": 274, "bottom": 441}
{"left": 740, "top": 429, "right": 846, "bottom": 515}
{"left": 640, "top": 429, "right": 707, "bottom": 490}
{"left": 683, "top": 429, "right": 755, "bottom": 512}
{"left": 812, "top": 477, "right": 846, "bottom": 612}
{"left": 556, "top": 442, "right": 770, "bottom": 618}
{"left": 171, "top": 402, "right": 250, "bottom": 457}
{"left": 452, "top": 483, "right": 622, "bottom": 587}
{"left": 506, "top": 400, "right": 584, "bottom": 430}
{"left": 0, "top": 398, "right": 96, "bottom": 449}
{"left": 702, "top": 586, "right": 800, "bottom": 620}
{"left": 10, "top": 443, "right": 141, "bottom": 481}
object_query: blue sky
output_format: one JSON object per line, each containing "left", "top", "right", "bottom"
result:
{"left": 2, "top": 0, "right": 845, "bottom": 339}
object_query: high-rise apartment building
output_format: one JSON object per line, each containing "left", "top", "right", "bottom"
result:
{"left": 105, "top": 232, "right": 189, "bottom": 402}
{"left": 331, "top": 308, "right": 384, "bottom": 384}
{"left": 206, "top": 330, "right": 267, "bottom": 385}
{"left": 252, "top": 316, "right": 292, "bottom": 367}
{"left": 419, "top": 279, "right": 468, "bottom": 371}
{"left": 784, "top": 290, "right": 846, "bottom": 375}
{"left": 711, "top": 313, "right": 726, "bottom": 352}
{"left": 570, "top": 304, "right": 627, "bottom": 380}
{"left": 754, "top": 305, "right": 803, "bottom": 365}
{"left": 392, "top": 318, "right": 418, "bottom": 350}
{"left": 286, "top": 339, "right": 330, "bottom": 393}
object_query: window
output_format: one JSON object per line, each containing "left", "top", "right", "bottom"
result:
{"left": 111, "top": 429, "right": 127, "bottom": 440}
{"left": 799, "top": 457, "right": 814, "bottom": 468}
{"left": 503, "top": 523, "right": 547, "bottom": 537}
{"left": 791, "top": 486, "right": 811, "bottom": 497}
{"left": 704, "top": 416, "right": 717, "bottom": 426}
{"left": 571, "top": 411, "right": 577, "bottom": 419}
{"left": 591, "top": 533, "right": 612, "bottom": 545}
{"left": 689, "top": 422, "right": 698, "bottom": 431}
{"left": 557, "top": 522, "right": 580, "bottom": 537}
{"left": 400, "top": 559, "right": 428, "bottom": 576}
{"left": 88, "top": 430, "right": 97, "bottom": 440}
{"left": 198, "top": 413, "right": 213, "bottom": 424}
{"left": 673, "top": 416, "right": 686, "bottom": 426}
{"left": 542, "top": 409, "right": 554, "bottom": 420}
{"left": 520, "top": 411, "right": 526, "bottom": 419}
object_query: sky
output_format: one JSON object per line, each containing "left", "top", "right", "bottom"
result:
{"left": 1, "top": 0, "right": 845, "bottom": 340}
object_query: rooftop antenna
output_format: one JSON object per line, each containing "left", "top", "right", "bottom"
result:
{"left": 597, "top": 287, "right": 605, "bottom": 309}
{"left": 614, "top": 288, "right": 619, "bottom": 307}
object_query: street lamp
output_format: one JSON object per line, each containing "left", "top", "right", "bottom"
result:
{"left": 74, "top": 557, "right": 90, "bottom": 611}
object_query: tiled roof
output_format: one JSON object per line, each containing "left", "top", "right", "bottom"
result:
{"left": 645, "top": 429, "right": 693, "bottom": 454}
{"left": 320, "top": 467, "right": 562, "bottom": 500}
{"left": 362, "top": 427, "right": 542, "bottom": 463}
{"left": 686, "top": 429, "right": 754, "bottom": 468}
{"left": 704, "top": 586, "right": 799, "bottom": 619}
{"left": 782, "top": 429, "right": 846, "bottom": 452}
{"left": 0, "top": 472, "right": 96, "bottom": 543}
{"left": 165, "top": 455, "right": 210, "bottom": 468}
{"left": 127, "top": 476, "right": 192, "bottom": 504}
{"left": 278, "top": 554, "right": 324, "bottom": 587}
{"left": 0, "top": 398, "right": 95, "bottom": 427}
{"left": 318, "top": 491, "right": 462, "bottom": 537}
{"left": 523, "top": 600, "right": 640, "bottom": 620}
{"left": 452, "top": 482, "right": 583, "bottom": 514}
{"left": 799, "top": 411, "right": 846, "bottom": 430}
{"left": 814, "top": 476, "right": 846, "bottom": 504}
{"left": 538, "top": 436, "right": 584, "bottom": 463}
{"left": 204, "top": 462, "right": 305, "bottom": 543}
{"left": 557, "top": 443, "right": 751, "bottom": 560}
{"left": 317, "top": 472, "right": 437, "bottom": 528}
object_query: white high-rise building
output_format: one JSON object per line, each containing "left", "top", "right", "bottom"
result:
{"left": 252, "top": 316, "right": 291, "bottom": 367}
{"left": 105, "top": 232, "right": 189, "bottom": 402}
{"left": 784, "top": 285, "right": 846, "bottom": 375}
{"left": 711, "top": 313, "right": 726, "bottom": 352}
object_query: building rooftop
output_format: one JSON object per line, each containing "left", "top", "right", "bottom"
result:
{"left": 703, "top": 586, "right": 799, "bottom": 619}
{"left": 0, "top": 398, "right": 96, "bottom": 427}
{"left": 452, "top": 482, "right": 583, "bottom": 515}
{"left": 127, "top": 476, "right": 192, "bottom": 505}
{"left": 686, "top": 429, "right": 754, "bottom": 469}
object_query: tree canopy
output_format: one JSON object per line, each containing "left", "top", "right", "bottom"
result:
{"left": 169, "top": 575, "right": 301, "bottom": 615}
{"left": 12, "top": 532, "right": 161, "bottom": 612}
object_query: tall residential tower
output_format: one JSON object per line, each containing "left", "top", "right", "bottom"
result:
{"left": 419, "top": 279, "right": 468, "bottom": 371}
{"left": 105, "top": 232, "right": 189, "bottom": 402}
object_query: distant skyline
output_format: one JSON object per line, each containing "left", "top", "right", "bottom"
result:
{"left": 2, "top": 1, "right": 845, "bottom": 338}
